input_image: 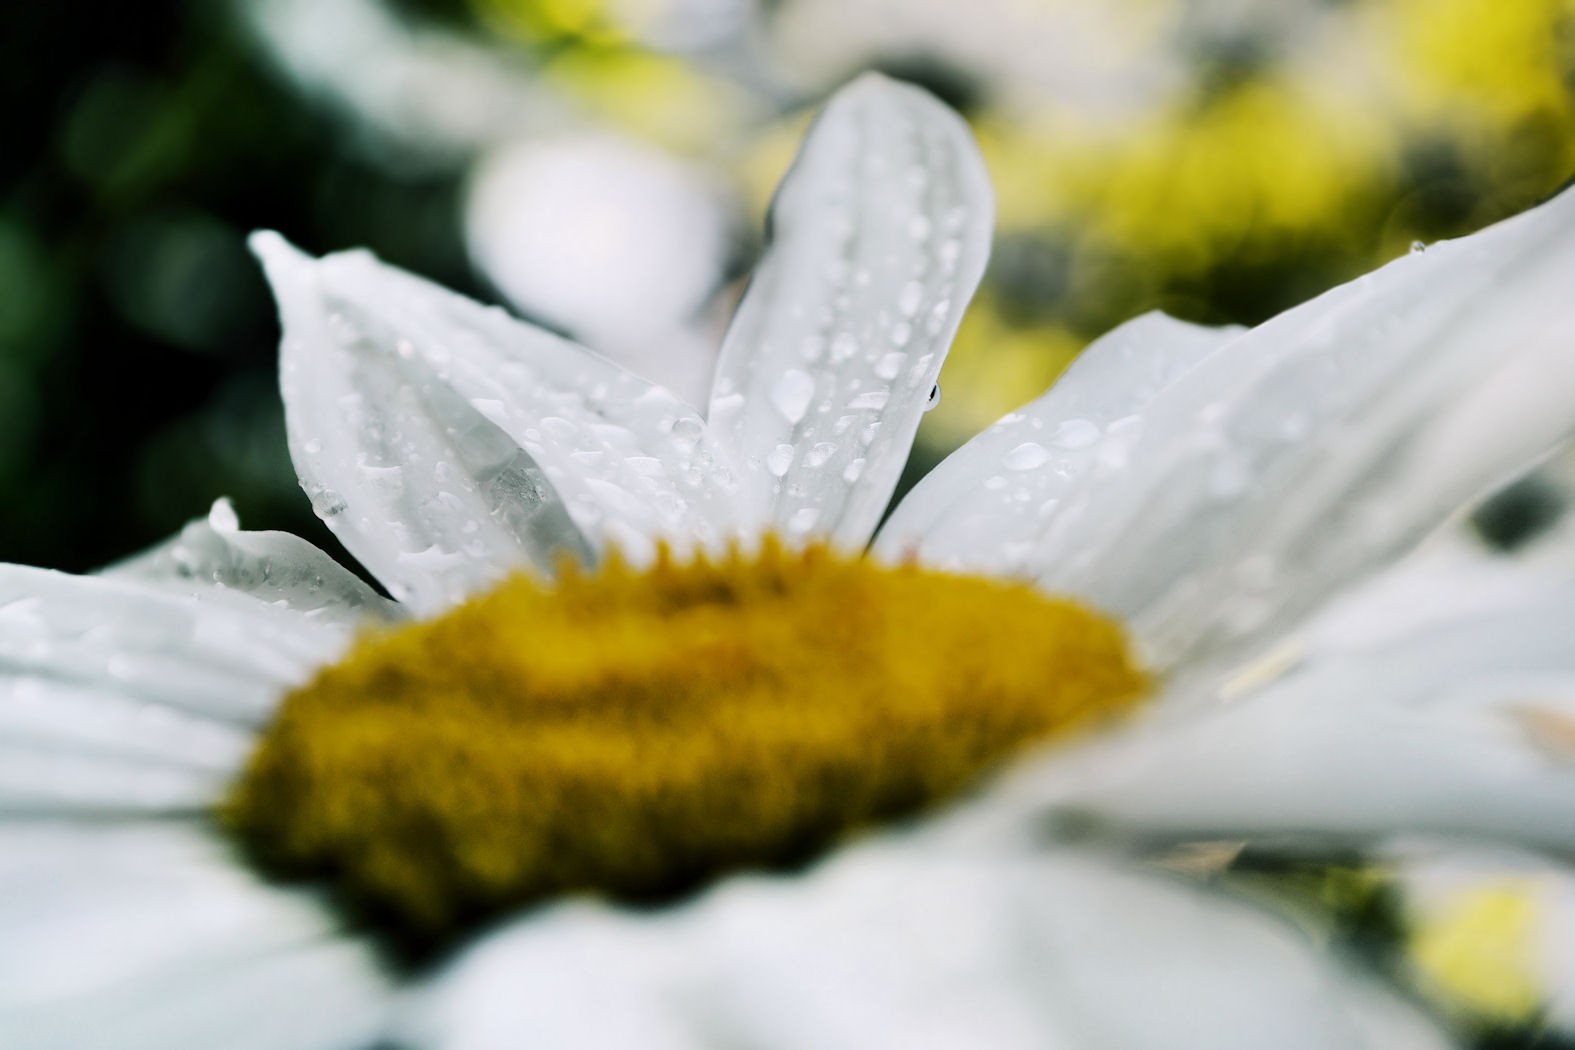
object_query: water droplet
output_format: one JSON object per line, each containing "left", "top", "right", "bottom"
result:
{"left": 1208, "top": 455, "right": 1250, "bottom": 499}
{"left": 890, "top": 322, "right": 913, "bottom": 348}
{"left": 766, "top": 444, "right": 795, "bottom": 477}
{"left": 897, "top": 281, "right": 925, "bottom": 317}
{"left": 669, "top": 417, "right": 704, "bottom": 452}
{"left": 841, "top": 458, "right": 866, "bottom": 483}
{"left": 771, "top": 370, "right": 816, "bottom": 424}
{"left": 1050, "top": 419, "right": 1100, "bottom": 449}
{"left": 1410, "top": 240, "right": 1427, "bottom": 254}
{"left": 1004, "top": 442, "right": 1049, "bottom": 471}
{"left": 830, "top": 333, "right": 859, "bottom": 362}
{"left": 874, "top": 352, "right": 905, "bottom": 380}
{"left": 803, "top": 442, "right": 837, "bottom": 468}
{"left": 848, "top": 390, "right": 890, "bottom": 411}
{"left": 787, "top": 506, "right": 820, "bottom": 533}
{"left": 924, "top": 384, "right": 941, "bottom": 412}
{"left": 983, "top": 475, "right": 1007, "bottom": 491}
{"left": 921, "top": 296, "right": 950, "bottom": 332}
{"left": 302, "top": 438, "right": 323, "bottom": 455}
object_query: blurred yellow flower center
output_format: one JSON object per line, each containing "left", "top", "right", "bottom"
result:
{"left": 223, "top": 540, "right": 1147, "bottom": 957}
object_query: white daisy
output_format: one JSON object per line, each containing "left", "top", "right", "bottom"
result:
{"left": 4, "top": 74, "right": 1575, "bottom": 1050}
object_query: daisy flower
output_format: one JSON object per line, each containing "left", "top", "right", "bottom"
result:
{"left": 4, "top": 74, "right": 1575, "bottom": 1050}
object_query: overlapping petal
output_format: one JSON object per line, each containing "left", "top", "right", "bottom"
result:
{"left": 876, "top": 312, "right": 1241, "bottom": 573}
{"left": 1002, "top": 188, "right": 1575, "bottom": 669}
{"left": 400, "top": 837, "right": 1450, "bottom": 1050}
{"left": 106, "top": 499, "right": 399, "bottom": 628}
{"left": 0, "top": 822, "right": 391, "bottom": 1050}
{"left": 708, "top": 74, "right": 993, "bottom": 548}
{"left": 998, "top": 549, "right": 1575, "bottom": 853}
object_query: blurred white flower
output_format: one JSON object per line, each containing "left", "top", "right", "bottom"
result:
{"left": 3, "top": 75, "right": 1574, "bottom": 1049}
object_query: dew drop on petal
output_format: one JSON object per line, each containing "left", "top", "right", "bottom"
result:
{"left": 803, "top": 442, "right": 837, "bottom": 468}
{"left": 1004, "top": 442, "right": 1049, "bottom": 471}
{"left": 786, "top": 507, "right": 820, "bottom": 533}
{"left": 874, "top": 352, "right": 905, "bottom": 381}
{"left": 772, "top": 369, "right": 816, "bottom": 424}
{"left": 766, "top": 444, "right": 796, "bottom": 477}
{"left": 1050, "top": 419, "right": 1101, "bottom": 449}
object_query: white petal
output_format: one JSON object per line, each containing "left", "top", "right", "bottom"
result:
{"left": 1004, "top": 569, "right": 1575, "bottom": 854}
{"left": 255, "top": 234, "right": 744, "bottom": 605}
{"left": 0, "top": 676, "right": 250, "bottom": 775}
{"left": 1029, "top": 187, "right": 1575, "bottom": 669}
{"left": 875, "top": 312, "right": 1241, "bottom": 573}
{"left": 324, "top": 246, "right": 746, "bottom": 559}
{"left": 0, "top": 821, "right": 391, "bottom": 1050}
{"left": 107, "top": 499, "right": 400, "bottom": 628}
{"left": 253, "top": 232, "right": 594, "bottom": 612}
{"left": 0, "top": 565, "right": 336, "bottom": 728}
{"left": 708, "top": 74, "right": 993, "bottom": 548}
{"left": 400, "top": 840, "right": 1448, "bottom": 1050}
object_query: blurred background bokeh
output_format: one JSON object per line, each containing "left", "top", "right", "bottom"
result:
{"left": 5, "top": 0, "right": 1574, "bottom": 582}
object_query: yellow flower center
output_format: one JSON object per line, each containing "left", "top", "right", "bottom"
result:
{"left": 222, "top": 540, "right": 1147, "bottom": 959}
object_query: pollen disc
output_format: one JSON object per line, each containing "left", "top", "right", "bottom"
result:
{"left": 223, "top": 541, "right": 1147, "bottom": 957}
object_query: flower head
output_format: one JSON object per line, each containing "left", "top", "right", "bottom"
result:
{"left": 4, "top": 73, "right": 1575, "bottom": 1049}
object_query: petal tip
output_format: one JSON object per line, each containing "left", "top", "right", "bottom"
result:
{"left": 248, "top": 230, "right": 317, "bottom": 287}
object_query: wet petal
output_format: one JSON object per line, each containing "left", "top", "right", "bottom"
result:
{"left": 0, "top": 821, "right": 391, "bottom": 1050}
{"left": 1007, "top": 562, "right": 1575, "bottom": 854}
{"left": 708, "top": 74, "right": 993, "bottom": 548}
{"left": 875, "top": 312, "right": 1241, "bottom": 573}
{"left": 106, "top": 499, "right": 400, "bottom": 628}
{"left": 256, "top": 234, "right": 745, "bottom": 604}
{"left": 0, "top": 565, "right": 338, "bottom": 728}
{"left": 401, "top": 840, "right": 1449, "bottom": 1050}
{"left": 253, "top": 232, "right": 595, "bottom": 613}
{"left": 1027, "top": 187, "right": 1575, "bottom": 669}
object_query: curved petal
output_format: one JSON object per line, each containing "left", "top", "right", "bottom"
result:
{"left": 255, "top": 234, "right": 746, "bottom": 608}
{"left": 0, "top": 564, "right": 338, "bottom": 726}
{"left": 875, "top": 312, "right": 1242, "bottom": 573}
{"left": 254, "top": 232, "right": 598, "bottom": 613}
{"left": 1027, "top": 186, "right": 1575, "bottom": 670}
{"left": 400, "top": 841, "right": 1450, "bottom": 1050}
{"left": 0, "top": 565, "right": 341, "bottom": 814}
{"left": 0, "top": 821, "right": 391, "bottom": 1050}
{"left": 106, "top": 499, "right": 400, "bottom": 628}
{"left": 708, "top": 74, "right": 994, "bottom": 547}
{"left": 1003, "top": 567, "right": 1575, "bottom": 854}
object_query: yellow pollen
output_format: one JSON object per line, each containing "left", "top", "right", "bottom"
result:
{"left": 222, "top": 539, "right": 1148, "bottom": 956}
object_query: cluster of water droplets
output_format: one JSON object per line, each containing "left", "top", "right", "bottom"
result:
{"left": 709, "top": 84, "right": 986, "bottom": 548}
{"left": 271, "top": 242, "right": 749, "bottom": 612}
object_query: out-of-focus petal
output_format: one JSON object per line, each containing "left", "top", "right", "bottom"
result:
{"left": 466, "top": 134, "right": 732, "bottom": 407}
{"left": 0, "top": 821, "right": 391, "bottom": 1050}
{"left": 875, "top": 312, "right": 1241, "bottom": 573}
{"left": 1025, "top": 187, "right": 1575, "bottom": 670}
{"left": 399, "top": 839, "right": 1449, "bottom": 1050}
{"left": 999, "top": 560, "right": 1575, "bottom": 854}
{"left": 0, "top": 564, "right": 338, "bottom": 728}
{"left": 708, "top": 74, "right": 993, "bottom": 547}
{"left": 106, "top": 499, "right": 400, "bottom": 628}
{"left": 0, "top": 564, "right": 338, "bottom": 813}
